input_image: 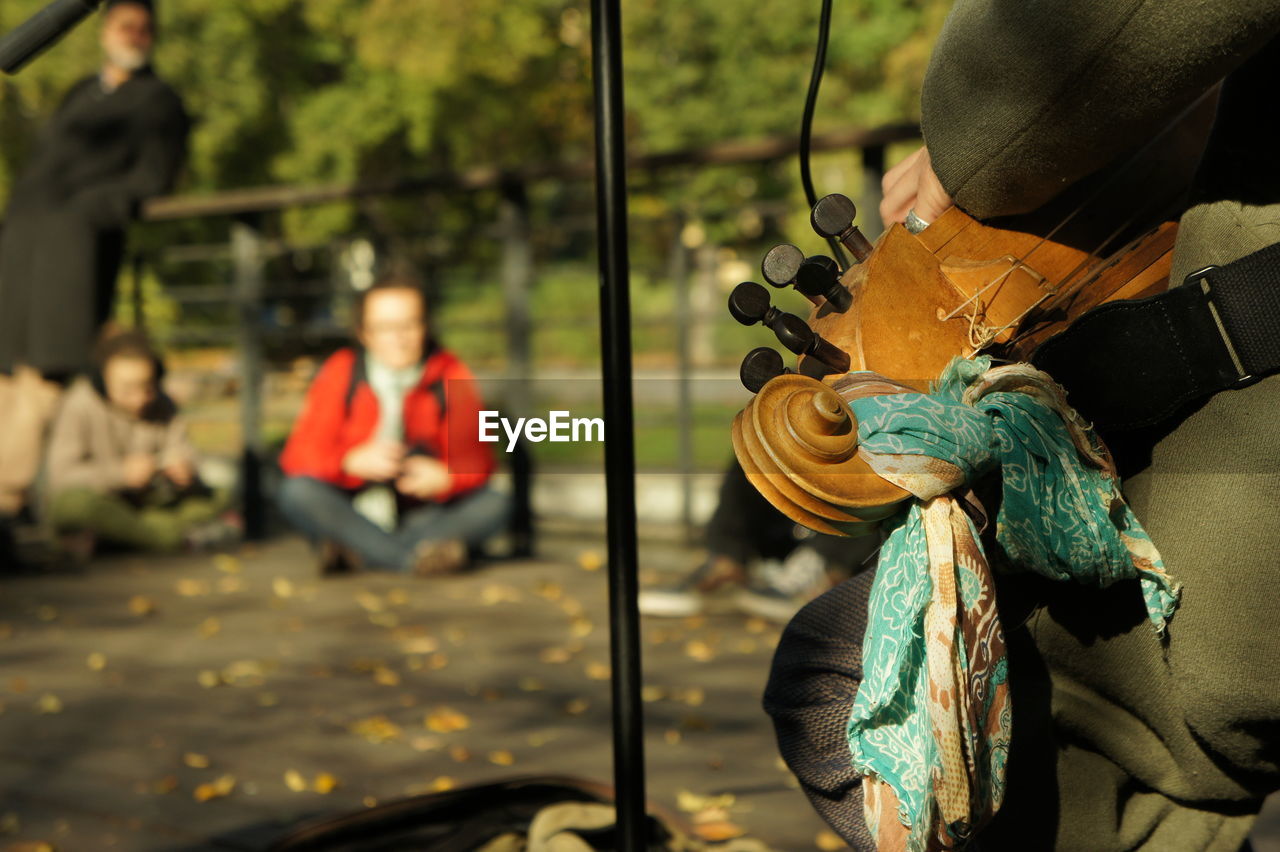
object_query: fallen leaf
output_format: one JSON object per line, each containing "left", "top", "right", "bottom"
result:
{"left": 664, "top": 729, "right": 682, "bottom": 745}
{"left": 641, "top": 685, "right": 665, "bottom": 703}
{"left": 36, "top": 694, "right": 62, "bottom": 714}
{"left": 577, "top": 550, "right": 603, "bottom": 571}
{"left": 539, "top": 647, "right": 572, "bottom": 664}
{"left": 312, "top": 772, "right": 339, "bottom": 794}
{"left": 284, "top": 770, "right": 307, "bottom": 792}
{"left": 488, "top": 750, "right": 515, "bottom": 766}
{"left": 431, "top": 776, "right": 455, "bottom": 792}
{"left": 428, "top": 653, "right": 449, "bottom": 670}
{"left": 745, "top": 617, "right": 768, "bottom": 634}
{"left": 369, "top": 612, "right": 399, "bottom": 629}
{"left": 372, "top": 666, "right": 401, "bottom": 687}
{"left": 570, "top": 618, "right": 594, "bottom": 638}
{"left": 183, "top": 753, "right": 210, "bottom": 769}
{"left": 355, "top": 591, "right": 384, "bottom": 613}
{"left": 151, "top": 775, "right": 178, "bottom": 794}
{"left": 677, "top": 791, "right": 737, "bottom": 813}
{"left": 197, "top": 670, "right": 221, "bottom": 689}
{"left": 410, "top": 735, "right": 444, "bottom": 752}
{"left": 585, "top": 662, "right": 611, "bottom": 681}
{"left": 401, "top": 637, "right": 439, "bottom": 654}
{"left": 128, "top": 596, "right": 157, "bottom": 617}
{"left": 199, "top": 617, "right": 221, "bottom": 638}
{"left": 816, "top": 829, "right": 848, "bottom": 850}
{"left": 193, "top": 774, "right": 235, "bottom": 802}
{"left": 387, "top": 588, "right": 410, "bottom": 606}
{"left": 684, "top": 640, "right": 715, "bottom": 662}
{"left": 526, "top": 731, "right": 558, "bottom": 747}
{"left": 449, "top": 745, "right": 471, "bottom": 762}
{"left": 535, "top": 581, "right": 563, "bottom": 601}
{"left": 692, "top": 821, "right": 745, "bottom": 842}
{"left": 175, "top": 579, "right": 210, "bottom": 597}
{"left": 272, "top": 577, "right": 295, "bottom": 599}
{"left": 213, "top": 554, "right": 241, "bottom": 574}
{"left": 565, "top": 698, "right": 589, "bottom": 716}
{"left": 217, "top": 576, "right": 244, "bottom": 594}
{"left": 348, "top": 715, "right": 403, "bottom": 744}
{"left": 682, "top": 687, "right": 706, "bottom": 707}
{"left": 424, "top": 707, "right": 470, "bottom": 733}
{"left": 86, "top": 653, "right": 106, "bottom": 671}
{"left": 362, "top": 796, "right": 378, "bottom": 808}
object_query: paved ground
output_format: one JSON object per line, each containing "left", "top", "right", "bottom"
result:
{"left": 0, "top": 534, "right": 835, "bottom": 852}
{"left": 2, "top": 533, "right": 1278, "bottom": 852}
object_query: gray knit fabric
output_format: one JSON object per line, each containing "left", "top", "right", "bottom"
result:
{"left": 763, "top": 570, "right": 877, "bottom": 851}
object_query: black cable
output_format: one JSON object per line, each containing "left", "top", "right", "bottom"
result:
{"left": 799, "top": 0, "right": 850, "bottom": 268}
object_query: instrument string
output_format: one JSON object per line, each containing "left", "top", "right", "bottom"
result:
{"left": 945, "top": 87, "right": 1218, "bottom": 347}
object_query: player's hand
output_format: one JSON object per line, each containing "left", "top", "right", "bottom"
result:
{"left": 879, "top": 146, "right": 954, "bottom": 230}
{"left": 164, "top": 459, "right": 195, "bottom": 488}
{"left": 341, "top": 440, "right": 406, "bottom": 482}
{"left": 122, "top": 454, "right": 156, "bottom": 489}
{"left": 395, "top": 455, "right": 450, "bottom": 500}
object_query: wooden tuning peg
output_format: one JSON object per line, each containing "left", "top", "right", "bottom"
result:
{"left": 811, "top": 193, "right": 873, "bottom": 262}
{"left": 727, "top": 282, "right": 851, "bottom": 374}
{"left": 740, "top": 346, "right": 791, "bottom": 392}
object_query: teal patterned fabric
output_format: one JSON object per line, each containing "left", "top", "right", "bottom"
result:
{"left": 843, "top": 356, "right": 1180, "bottom": 850}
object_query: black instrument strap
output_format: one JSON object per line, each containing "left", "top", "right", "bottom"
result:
{"left": 1030, "top": 242, "right": 1280, "bottom": 432}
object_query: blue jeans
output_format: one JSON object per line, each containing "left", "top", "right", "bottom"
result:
{"left": 277, "top": 476, "right": 512, "bottom": 572}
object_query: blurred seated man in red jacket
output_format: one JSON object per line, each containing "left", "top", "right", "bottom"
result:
{"left": 278, "top": 271, "right": 510, "bottom": 576}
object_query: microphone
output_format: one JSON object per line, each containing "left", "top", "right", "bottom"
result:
{"left": 0, "top": 0, "right": 102, "bottom": 75}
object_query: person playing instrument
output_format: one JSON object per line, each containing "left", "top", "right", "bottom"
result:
{"left": 277, "top": 271, "right": 511, "bottom": 576}
{"left": 767, "top": 4, "right": 1280, "bottom": 851}
{"left": 44, "top": 330, "right": 237, "bottom": 559}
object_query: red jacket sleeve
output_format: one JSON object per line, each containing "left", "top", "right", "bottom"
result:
{"left": 434, "top": 357, "right": 497, "bottom": 502}
{"left": 279, "top": 350, "right": 363, "bottom": 489}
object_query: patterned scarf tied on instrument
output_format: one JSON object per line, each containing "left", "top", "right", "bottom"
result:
{"left": 841, "top": 356, "right": 1180, "bottom": 851}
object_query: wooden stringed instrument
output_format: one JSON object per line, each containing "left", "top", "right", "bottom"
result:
{"left": 730, "top": 104, "right": 1216, "bottom": 536}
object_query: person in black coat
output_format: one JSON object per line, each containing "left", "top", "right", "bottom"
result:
{"left": 0, "top": 0, "right": 189, "bottom": 379}
{"left": 0, "top": 0, "right": 189, "bottom": 556}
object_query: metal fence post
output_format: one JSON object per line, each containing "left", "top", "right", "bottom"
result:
{"left": 231, "top": 217, "right": 267, "bottom": 541}
{"left": 669, "top": 216, "right": 695, "bottom": 542}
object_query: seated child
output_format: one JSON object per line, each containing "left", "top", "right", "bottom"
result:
{"left": 277, "top": 271, "right": 510, "bottom": 575}
{"left": 45, "top": 330, "right": 236, "bottom": 557}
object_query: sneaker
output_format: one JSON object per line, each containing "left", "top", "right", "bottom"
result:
{"left": 638, "top": 555, "right": 746, "bottom": 618}
{"left": 412, "top": 538, "right": 469, "bottom": 577}
{"left": 734, "top": 545, "right": 833, "bottom": 623}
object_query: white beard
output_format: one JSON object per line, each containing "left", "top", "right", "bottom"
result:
{"left": 106, "top": 45, "right": 149, "bottom": 72}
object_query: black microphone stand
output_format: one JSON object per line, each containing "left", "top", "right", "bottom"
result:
{"left": 0, "top": 0, "right": 102, "bottom": 75}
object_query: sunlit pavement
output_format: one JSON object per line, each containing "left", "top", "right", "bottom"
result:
{"left": 0, "top": 535, "right": 838, "bottom": 851}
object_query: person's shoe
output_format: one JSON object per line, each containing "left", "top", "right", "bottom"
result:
{"left": 734, "top": 545, "right": 834, "bottom": 623}
{"left": 58, "top": 530, "right": 97, "bottom": 567}
{"left": 638, "top": 555, "right": 747, "bottom": 618}
{"left": 184, "top": 513, "right": 243, "bottom": 553}
{"left": 412, "top": 538, "right": 469, "bottom": 577}
{"left": 318, "top": 540, "right": 363, "bottom": 577}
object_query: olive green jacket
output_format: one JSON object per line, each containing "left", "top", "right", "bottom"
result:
{"left": 920, "top": 2, "right": 1280, "bottom": 849}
